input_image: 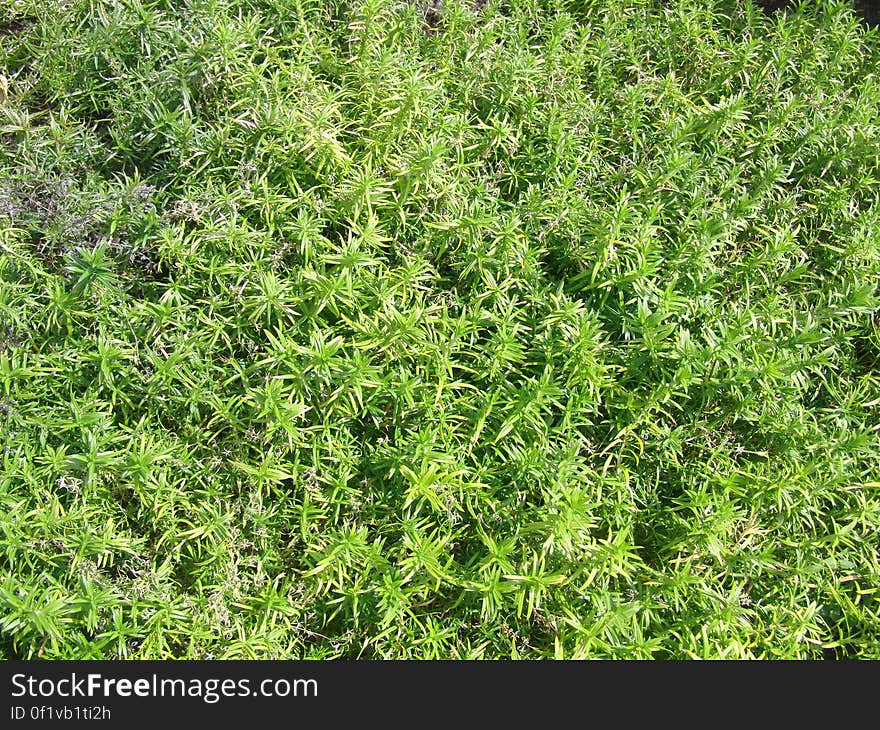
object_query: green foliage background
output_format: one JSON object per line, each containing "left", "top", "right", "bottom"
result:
{"left": 0, "top": 0, "right": 878, "bottom": 658}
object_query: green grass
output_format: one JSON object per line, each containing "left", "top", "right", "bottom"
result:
{"left": 0, "top": 0, "right": 879, "bottom": 659}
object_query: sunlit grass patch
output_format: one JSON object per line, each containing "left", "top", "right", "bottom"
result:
{"left": 0, "top": 0, "right": 878, "bottom": 659}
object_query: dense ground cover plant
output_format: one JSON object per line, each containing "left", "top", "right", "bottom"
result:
{"left": 0, "top": 0, "right": 878, "bottom": 658}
